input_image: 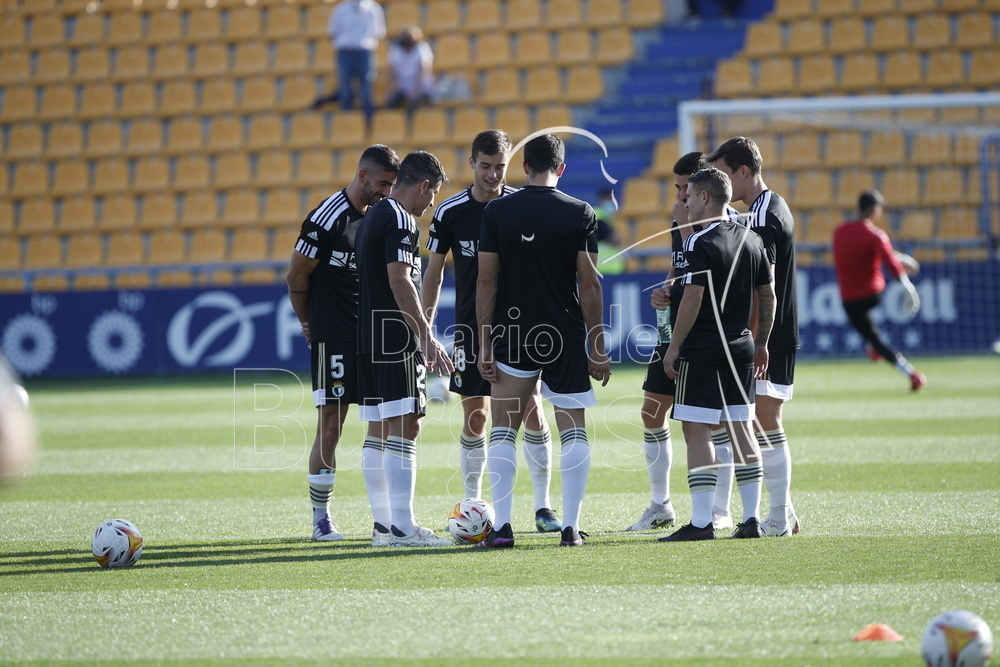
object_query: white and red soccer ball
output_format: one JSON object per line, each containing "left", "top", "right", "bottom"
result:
{"left": 91, "top": 519, "right": 143, "bottom": 568}
{"left": 922, "top": 610, "right": 993, "bottom": 667}
{"left": 446, "top": 498, "right": 494, "bottom": 544}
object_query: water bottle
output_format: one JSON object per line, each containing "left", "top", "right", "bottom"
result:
{"left": 656, "top": 305, "right": 672, "bottom": 345}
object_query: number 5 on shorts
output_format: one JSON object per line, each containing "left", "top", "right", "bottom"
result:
{"left": 330, "top": 354, "right": 344, "bottom": 379}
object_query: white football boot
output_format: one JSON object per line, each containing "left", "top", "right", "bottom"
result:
{"left": 388, "top": 526, "right": 453, "bottom": 547}
{"left": 625, "top": 501, "right": 676, "bottom": 531}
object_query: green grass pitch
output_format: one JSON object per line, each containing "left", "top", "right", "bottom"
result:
{"left": 2, "top": 356, "right": 998, "bottom": 665}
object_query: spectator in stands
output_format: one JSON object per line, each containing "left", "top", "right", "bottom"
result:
{"left": 832, "top": 189, "right": 927, "bottom": 392}
{"left": 317, "top": 0, "right": 385, "bottom": 120}
{"left": 385, "top": 27, "right": 435, "bottom": 113}
{"left": 594, "top": 189, "right": 625, "bottom": 274}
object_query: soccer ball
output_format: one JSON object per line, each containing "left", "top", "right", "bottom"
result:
{"left": 922, "top": 610, "right": 993, "bottom": 667}
{"left": 427, "top": 375, "right": 451, "bottom": 403}
{"left": 91, "top": 519, "right": 144, "bottom": 568}
{"left": 446, "top": 498, "right": 494, "bottom": 544}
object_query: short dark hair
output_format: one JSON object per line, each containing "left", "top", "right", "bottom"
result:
{"left": 858, "top": 189, "right": 884, "bottom": 215}
{"left": 471, "top": 129, "right": 512, "bottom": 160}
{"left": 359, "top": 144, "right": 401, "bottom": 173}
{"left": 523, "top": 134, "right": 564, "bottom": 174}
{"left": 396, "top": 150, "right": 447, "bottom": 187}
{"left": 707, "top": 136, "right": 763, "bottom": 176}
{"left": 673, "top": 151, "right": 708, "bottom": 177}
{"left": 687, "top": 167, "right": 733, "bottom": 208}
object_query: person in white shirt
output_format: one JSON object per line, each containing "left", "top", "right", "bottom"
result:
{"left": 386, "top": 27, "right": 435, "bottom": 112}
{"left": 325, "top": 0, "right": 385, "bottom": 120}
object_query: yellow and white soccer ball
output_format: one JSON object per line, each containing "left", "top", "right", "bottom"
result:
{"left": 91, "top": 519, "right": 144, "bottom": 568}
{"left": 446, "top": 498, "right": 494, "bottom": 544}
{"left": 922, "top": 610, "right": 993, "bottom": 667}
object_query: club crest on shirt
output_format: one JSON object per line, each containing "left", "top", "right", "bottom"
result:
{"left": 330, "top": 250, "right": 356, "bottom": 270}
{"left": 454, "top": 372, "right": 462, "bottom": 388}
{"left": 459, "top": 240, "right": 477, "bottom": 257}
{"left": 331, "top": 382, "right": 345, "bottom": 398}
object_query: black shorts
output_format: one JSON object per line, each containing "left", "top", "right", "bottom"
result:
{"left": 311, "top": 340, "right": 359, "bottom": 406}
{"left": 494, "top": 340, "right": 595, "bottom": 409}
{"left": 642, "top": 343, "right": 676, "bottom": 397}
{"left": 757, "top": 348, "right": 796, "bottom": 400}
{"left": 450, "top": 338, "right": 491, "bottom": 398}
{"left": 672, "top": 357, "right": 755, "bottom": 425}
{"left": 357, "top": 349, "right": 428, "bottom": 421}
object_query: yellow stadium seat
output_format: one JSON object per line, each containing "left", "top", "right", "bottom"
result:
{"left": 263, "top": 189, "right": 303, "bottom": 227}
{"left": 474, "top": 31, "right": 511, "bottom": 70}
{"left": 232, "top": 41, "right": 268, "bottom": 76}
{"left": 120, "top": 80, "right": 158, "bottom": 117}
{"left": 796, "top": 55, "right": 836, "bottom": 94}
{"left": 836, "top": 168, "right": 876, "bottom": 208}
{"left": 827, "top": 16, "right": 867, "bottom": 54}
{"left": 8, "top": 123, "right": 43, "bottom": 160}
{"left": 548, "top": 0, "right": 583, "bottom": 27}
{"left": 763, "top": 169, "right": 790, "bottom": 197}
{"left": 411, "top": 108, "right": 449, "bottom": 145}
{"left": 163, "top": 117, "right": 202, "bottom": 155}
{"left": 147, "top": 229, "right": 185, "bottom": 265}
{"left": 881, "top": 168, "right": 921, "bottom": 206}
{"left": 956, "top": 12, "right": 994, "bottom": 48}
{"left": 882, "top": 52, "right": 923, "bottom": 90}
{"left": 69, "top": 11, "right": 104, "bottom": 46}
{"left": 255, "top": 150, "right": 293, "bottom": 188}
{"left": 214, "top": 152, "right": 251, "bottom": 190}
{"left": 106, "top": 231, "right": 145, "bottom": 266}
{"left": 898, "top": 0, "right": 939, "bottom": 14}
{"left": 329, "top": 110, "right": 367, "bottom": 149}
{"left": 913, "top": 13, "right": 953, "bottom": 50}
{"left": 278, "top": 74, "right": 319, "bottom": 112}
{"left": 814, "top": 0, "right": 855, "bottom": 18}
{"left": 714, "top": 59, "right": 752, "bottom": 98}
{"left": 839, "top": 53, "right": 880, "bottom": 91}
{"left": 75, "top": 46, "right": 112, "bottom": 83}
{"left": 0, "top": 201, "right": 13, "bottom": 236}
{"left": 564, "top": 64, "right": 603, "bottom": 103}
{"left": 466, "top": 0, "right": 502, "bottom": 31}
{"left": 482, "top": 69, "right": 522, "bottom": 106}
{"left": 297, "top": 149, "right": 335, "bottom": 187}
{"left": 246, "top": 113, "right": 283, "bottom": 151}
{"left": 60, "top": 196, "right": 98, "bottom": 234}
{"left": 523, "top": 67, "right": 561, "bottom": 104}
{"left": 187, "top": 229, "right": 226, "bottom": 264}
{"left": 18, "top": 198, "right": 57, "bottom": 236}
{"left": 495, "top": 106, "right": 531, "bottom": 143}
{"left": 38, "top": 83, "right": 75, "bottom": 122}
{"left": 24, "top": 236, "right": 62, "bottom": 269}
{"left": 771, "top": 0, "right": 811, "bottom": 19}
{"left": 897, "top": 210, "right": 936, "bottom": 241}
{"left": 92, "top": 157, "right": 130, "bottom": 195}
{"left": 968, "top": 49, "right": 1000, "bottom": 87}
{"left": 866, "top": 132, "right": 907, "bottom": 168}
{"left": 47, "top": 121, "right": 84, "bottom": 158}
{"left": 115, "top": 272, "right": 153, "bottom": 289}
{"left": 942, "top": 0, "right": 983, "bottom": 10}
{"left": 786, "top": 19, "right": 826, "bottom": 55}
{"left": 425, "top": 0, "right": 461, "bottom": 35}
{"left": 794, "top": 171, "right": 834, "bottom": 209}
{"left": 240, "top": 76, "right": 278, "bottom": 114}
{"left": 100, "top": 195, "right": 138, "bottom": 232}
{"left": 36, "top": 48, "right": 71, "bottom": 84}
{"left": 921, "top": 166, "right": 965, "bottom": 206}
{"left": 146, "top": 10, "right": 182, "bottom": 45}
{"left": 451, "top": 108, "right": 489, "bottom": 147}
{"left": 596, "top": 27, "right": 633, "bottom": 65}
{"left": 179, "top": 190, "right": 218, "bottom": 229}
{"left": 514, "top": 30, "right": 552, "bottom": 68}
{"left": 554, "top": 28, "right": 592, "bottom": 66}
{"left": 781, "top": 132, "right": 821, "bottom": 169}
{"left": 79, "top": 82, "right": 116, "bottom": 120}
{"left": 51, "top": 159, "right": 89, "bottom": 196}
{"left": 0, "top": 49, "right": 30, "bottom": 85}
{"left": 227, "top": 6, "right": 261, "bottom": 40}
{"left": 585, "top": 0, "right": 623, "bottom": 26}
{"left": 434, "top": 34, "right": 471, "bottom": 72}
{"left": 186, "top": 8, "right": 221, "bottom": 43}
{"left": 198, "top": 78, "right": 236, "bottom": 115}
{"left": 939, "top": 207, "right": 981, "bottom": 240}
{"left": 107, "top": 12, "right": 143, "bottom": 46}
{"left": 221, "top": 188, "right": 261, "bottom": 227}
{"left": 370, "top": 109, "right": 409, "bottom": 149}
{"left": 153, "top": 43, "right": 188, "bottom": 80}
{"left": 207, "top": 116, "right": 244, "bottom": 153}
{"left": 1, "top": 84, "right": 35, "bottom": 122}
{"left": 386, "top": 1, "right": 420, "bottom": 34}
{"left": 757, "top": 57, "right": 795, "bottom": 96}
{"left": 627, "top": 0, "right": 664, "bottom": 26}
{"left": 506, "top": 0, "right": 542, "bottom": 29}
{"left": 870, "top": 15, "right": 910, "bottom": 52}
{"left": 173, "top": 154, "right": 211, "bottom": 192}
{"left": 648, "top": 136, "right": 679, "bottom": 177}
{"left": 824, "top": 131, "right": 863, "bottom": 168}
{"left": 73, "top": 274, "right": 112, "bottom": 291}
{"left": 266, "top": 4, "right": 300, "bottom": 38}
{"left": 304, "top": 4, "right": 330, "bottom": 38}
{"left": 138, "top": 191, "right": 178, "bottom": 230}
{"left": 926, "top": 50, "right": 965, "bottom": 88}
{"left": 289, "top": 114, "right": 326, "bottom": 149}
{"left": 133, "top": 156, "right": 170, "bottom": 193}
{"left": 620, "top": 178, "right": 661, "bottom": 217}
{"left": 29, "top": 15, "right": 65, "bottom": 49}
{"left": 126, "top": 119, "right": 163, "bottom": 157}
{"left": 65, "top": 232, "right": 102, "bottom": 267}
{"left": 274, "top": 40, "right": 308, "bottom": 74}
{"left": 742, "top": 22, "right": 782, "bottom": 59}
{"left": 231, "top": 228, "right": 268, "bottom": 262}
{"left": 536, "top": 102, "right": 572, "bottom": 130}
{"left": 0, "top": 16, "right": 26, "bottom": 50}
{"left": 192, "top": 43, "right": 228, "bottom": 78}
{"left": 85, "top": 120, "right": 123, "bottom": 158}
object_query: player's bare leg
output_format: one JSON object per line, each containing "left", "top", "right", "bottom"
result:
{"left": 627, "top": 392, "right": 676, "bottom": 531}
{"left": 361, "top": 419, "right": 391, "bottom": 544}
{"left": 754, "top": 394, "right": 796, "bottom": 536}
{"left": 522, "top": 388, "right": 561, "bottom": 531}
{"left": 307, "top": 403, "right": 349, "bottom": 541}
{"left": 458, "top": 396, "right": 489, "bottom": 498}
{"left": 552, "top": 404, "right": 591, "bottom": 545}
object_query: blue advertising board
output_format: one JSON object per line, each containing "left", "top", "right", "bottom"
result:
{"left": 1, "top": 262, "right": 997, "bottom": 378}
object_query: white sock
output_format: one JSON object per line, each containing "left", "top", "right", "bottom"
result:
{"left": 894, "top": 358, "right": 916, "bottom": 375}
{"left": 559, "top": 427, "right": 591, "bottom": 530}
{"left": 459, "top": 432, "right": 487, "bottom": 498}
{"left": 688, "top": 466, "right": 718, "bottom": 529}
{"left": 361, "top": 438, "right": 391, "bottom": 532}
{"left": 712, "top": 428, "right": 734, "bottom": 514}
{"left": 643, "top": 426, "right": 671, "bottom": 505}
{"left": 734, "top": 463, "right": 762, "bottom": 522}
{"left": 523, "top": 427, "right": 552, "bottom": 511}
{"left": 307, "top": 469, "right": 335, "bottom": 525}
{"left": 486, "top": 427, "right": 518, "bottom": 528}
{"left": 384, "top": 436, "right": 418, "bottom": 537}
{"left": 759, "top": 429, "right": 791, "bottom": 518}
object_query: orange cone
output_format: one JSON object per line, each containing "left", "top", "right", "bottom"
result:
{"left": 853, "top": 624, "right": 904, "bottom": 641}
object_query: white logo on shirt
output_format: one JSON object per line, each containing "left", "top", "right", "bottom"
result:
{"left": 330, "top": 250, "right": 356, "bottom": 269}
{"left": 521, "top": 233, "right": 535, "bottom": 242}
{"left": 308, "top": 231, "right": 319, "bottom": 240}
{"left": 460, "top": 240, "right": 477, "bottom": 257}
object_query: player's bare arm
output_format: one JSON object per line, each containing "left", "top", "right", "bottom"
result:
{"left": 754, "top": 282, "right": 776, "bottom": 379}
{"left": 475, "top": 250, "right": 499, "bottom": 383}
{"left": 387, "top": 261, "right": 454, "bottom": 375}
{"left": 421, "top": 251, "right": 447, "bottom": 324}
{"left": 577, "top": 250, "right": 611, "bottom": 386}
{"left": 286, "top": 250, "right": 321, "bottom": 343}
{"left": 663, "top": 284, "right": 704, "bottom": 380}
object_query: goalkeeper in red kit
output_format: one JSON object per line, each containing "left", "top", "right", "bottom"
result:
{"left": 832, "top": 190, "right": 927, "bottom": 391}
